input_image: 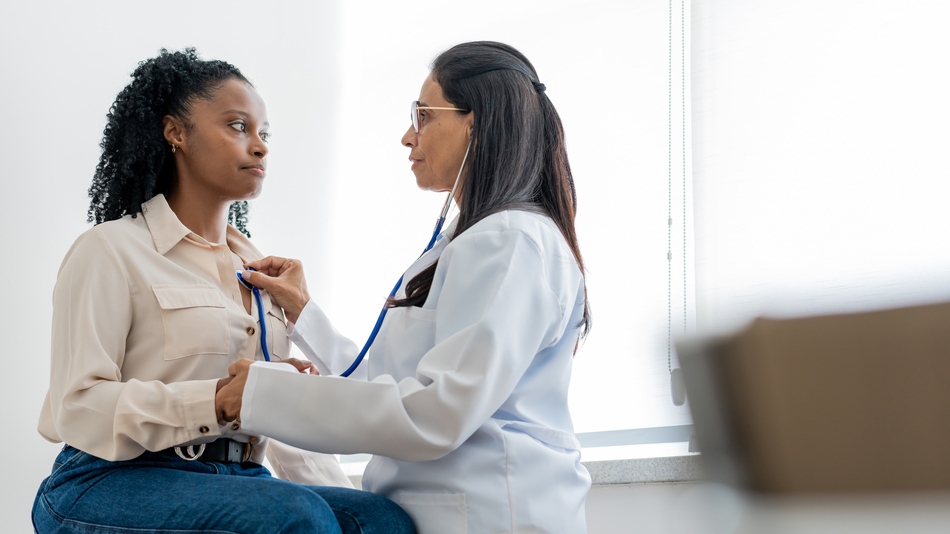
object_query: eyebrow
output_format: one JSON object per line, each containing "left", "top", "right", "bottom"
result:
{"left": 223, "top": 110, "right": 269, "bottom": 127}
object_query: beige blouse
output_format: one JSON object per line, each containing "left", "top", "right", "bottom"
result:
{"left": 38, "top": 195, "right": 348, "bottom": 485}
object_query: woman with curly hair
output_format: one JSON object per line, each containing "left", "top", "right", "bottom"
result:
{"left": 32, "top": 49, "right": 415, "bottom": 534}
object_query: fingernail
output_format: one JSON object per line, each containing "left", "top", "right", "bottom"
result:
{"left": 241, "top": 270, "right": 251, "bottom": 280}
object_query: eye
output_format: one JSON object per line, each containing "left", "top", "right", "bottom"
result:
{"left": 229, "top": 121, "right": 247, "bottom": 132}
{"left": 260, "top": 132, "right": 271, "bottom": 143}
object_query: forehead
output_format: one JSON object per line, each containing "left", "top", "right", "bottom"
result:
{"left": 418, "top": 73, "right": 449, "bottom": 106}
{"left": 198, "top": 78, "right": 268, "bottom": 119}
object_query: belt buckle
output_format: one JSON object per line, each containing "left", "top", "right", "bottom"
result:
{"left": 228, "top": 441, "right": 252, "bottom": 463}
{"left": 173, "top": 443, "right": 206, "bottom": 461}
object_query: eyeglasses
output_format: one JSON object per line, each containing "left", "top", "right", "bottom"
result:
{"left": 411, "top": 100, "right": 468, "bottom": 132}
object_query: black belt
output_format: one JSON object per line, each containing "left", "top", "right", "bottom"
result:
{"left": 160, "top": 438, "right": 253, "bottom": 463}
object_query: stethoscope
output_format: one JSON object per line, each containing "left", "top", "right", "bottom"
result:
{"left": 236, "top": 139, "right": 471, "bottom": 375}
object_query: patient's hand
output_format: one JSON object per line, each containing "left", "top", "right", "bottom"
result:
{"left": 215, "top": 358, "right": 317, "bottom": 423}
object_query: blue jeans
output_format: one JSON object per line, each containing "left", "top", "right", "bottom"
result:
{"left": 33, "top": 445, "right": 415, "bottom": 534}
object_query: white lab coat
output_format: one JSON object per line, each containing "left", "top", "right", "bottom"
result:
{"left": 241, "top": 210, "right": 591, "bottom": 533}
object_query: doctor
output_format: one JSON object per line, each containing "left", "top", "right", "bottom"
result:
{"left": 217, "top": 41, "right": 592, "bottom": 533}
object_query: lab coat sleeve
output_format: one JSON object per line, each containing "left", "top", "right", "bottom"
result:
{"left": 264, "top": 438, "right": 354, "bottom": 488}
{"left": 240, "top": 228, "right": 568, "bottom": 461}
{"left": 44, "top": 230, "right": 221, "bottom": 461}
{"left": 288, "top": 299, "right": 365, "bottom": 380}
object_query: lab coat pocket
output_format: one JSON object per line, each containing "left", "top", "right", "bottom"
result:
{"left": 152, "top": 285, "right": 230, "bottom": 360}
{"left": 390, "top": 491, "right": 467, "bottom": 534}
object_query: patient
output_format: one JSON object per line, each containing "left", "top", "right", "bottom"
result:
{"left": 31, "top": 48, "right": 414, "bottom": 534}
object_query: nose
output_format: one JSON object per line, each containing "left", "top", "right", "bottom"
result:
{"left": 401, "top": 125, "right": 416, "bottom": 147}
{"left": 253, "top": 134, "right": 269, "bottom": 158}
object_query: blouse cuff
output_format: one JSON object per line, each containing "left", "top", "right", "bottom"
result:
{"left": 178, "top": 378, "right": 223, "bottom": 443}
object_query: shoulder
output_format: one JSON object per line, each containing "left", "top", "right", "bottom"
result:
{"left": 60, "top": 215, "right": 151, "bottom": 271}
{"left": 454, "top": 210, "right": 576, "bottom": 264}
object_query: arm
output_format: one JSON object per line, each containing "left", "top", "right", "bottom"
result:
{"left": 288, "top": 299, "right": 364, "bottom": 378}
{"left": 47, "top": 230, "right": 222, "bottom": 461}
{"left": 236, "top": 228, "right": 571, "bottom": 461}
{"left": 242, "top": 256, "right": 363, "bottom": 378}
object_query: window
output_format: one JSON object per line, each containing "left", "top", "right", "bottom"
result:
{"left": 691, "top": 0, "right": 950, "bottom": 330}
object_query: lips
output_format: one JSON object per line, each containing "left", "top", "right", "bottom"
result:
{"left": 242, "top": 164, "right": 266, "bottom": 177}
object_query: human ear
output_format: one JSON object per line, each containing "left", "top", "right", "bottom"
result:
{"left": 162, "top": 115, "right": 186, "bottom": 151}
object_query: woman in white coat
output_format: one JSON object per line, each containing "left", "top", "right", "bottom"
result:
{"left": 217, "top": 41, "right": 592, "bottom": 533}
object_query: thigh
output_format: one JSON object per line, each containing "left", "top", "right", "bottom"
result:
{"left": 34, "top": 447, "right": 342, "bottom": 534}
{"left": 303, "top": 485, "right": 416, "bottom": 534}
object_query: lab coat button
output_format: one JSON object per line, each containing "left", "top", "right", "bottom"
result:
{"left": 231, "top": 422, "right": 241, "bottom": 431}
{"left": 246, "top": 326, "right": 255, "bottom": 336}
{"left": 199, "top": 425, "right": 210, "bottom": 434}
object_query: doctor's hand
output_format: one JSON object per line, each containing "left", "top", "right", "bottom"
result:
{"left": 242, "top": 256, "right": 311, "bottom": 324}
{"left": 215, "top": 358, "right": 318, "bottom": 423}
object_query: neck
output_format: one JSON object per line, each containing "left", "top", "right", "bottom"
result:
{"left": 166, "top": 189, "right": 232, "bottom": 245}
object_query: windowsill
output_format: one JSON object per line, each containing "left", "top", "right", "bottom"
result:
{"left": 341, "top": 426, "right": 703, "bottom": 488}
{"left": 584, "top": 454, "right": 703, "bottom": 486}
{"left": 344, "top": 450, "right": 703, "bottom": 489}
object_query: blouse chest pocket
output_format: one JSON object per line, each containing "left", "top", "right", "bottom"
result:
{"left": 264, "top": 304, "right": 290, "bottom": 360}
{"left": 152, "top": 285, "right": 230, "bottom": 360}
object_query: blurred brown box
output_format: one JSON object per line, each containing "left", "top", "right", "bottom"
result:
{"left": 679, "top": 301, "right": 950, "bottom": 493}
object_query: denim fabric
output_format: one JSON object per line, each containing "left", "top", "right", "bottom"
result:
{"left": 32, "top": 446, "right": 415, "bottom": 534}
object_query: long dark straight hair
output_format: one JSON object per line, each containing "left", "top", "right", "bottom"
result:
{"left": 390, "top": 41, "right": 590, "bottom": 335}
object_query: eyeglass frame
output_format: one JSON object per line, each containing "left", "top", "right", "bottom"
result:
{"left": 411, "top": 100, "right": 469, "bottom": 133}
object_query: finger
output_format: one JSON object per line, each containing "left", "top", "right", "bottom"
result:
{"left": 240, "top": 269, "right": 278, "bottom": 292}
{"left": 280, "top": 358, "right": 312, "bottom": 373}
{"left": 245, "top": 256, "right": 289, "bottom": 277}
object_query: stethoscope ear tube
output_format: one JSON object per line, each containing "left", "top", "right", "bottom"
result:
{"left": 342, "top": 138, "right": 472, "bottom": 377}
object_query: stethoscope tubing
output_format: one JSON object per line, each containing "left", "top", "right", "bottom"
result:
{"left": 236, "top": 138, "right": 471, "bottom": 375}
{"left": 237, "top": 267, "right": 271, "bottom": 362}
{"left": 340, "top": 138, "right": 470, "bottom": 377}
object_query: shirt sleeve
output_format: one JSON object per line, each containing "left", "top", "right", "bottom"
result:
{"left": 241, "top": 228, "right": 569, "bottom": 462}
{"left": 45, "top": 230, "right": 221, "bottom": 461}
{"left": 288, "top": 299, "right": 365, "bottom": 379}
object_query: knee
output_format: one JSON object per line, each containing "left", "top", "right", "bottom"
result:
{"left": 314, "top": 487, "right": 416, "bottom": 534}
{"left": 249, "top": 484, "right": 341, "bottom": 534}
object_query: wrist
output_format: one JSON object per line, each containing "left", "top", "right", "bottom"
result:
{"left": 286, "top": 293, "right": 309, "bottom": 324}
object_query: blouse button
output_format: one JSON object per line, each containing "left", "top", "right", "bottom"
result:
{"left": 199, "top": 425, "right": 210, "bottom": 434}
{"left": 246, "top": 326, "right": 255, "bottom": 336}
{"left": 231, "top": 422, "right": 241, "bottom": 431}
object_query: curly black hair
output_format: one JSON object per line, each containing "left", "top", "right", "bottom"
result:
{"left": 87, "top": 48, "right": 253, "bottom": 236}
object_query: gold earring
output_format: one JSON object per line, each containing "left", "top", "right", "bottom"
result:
{"left": 171, "top": 144, "right": 177, "bottom": 153}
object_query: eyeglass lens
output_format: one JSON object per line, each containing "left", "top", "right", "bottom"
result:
{"left": 411, "top": 101, "right": 420, "bottom": 132}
